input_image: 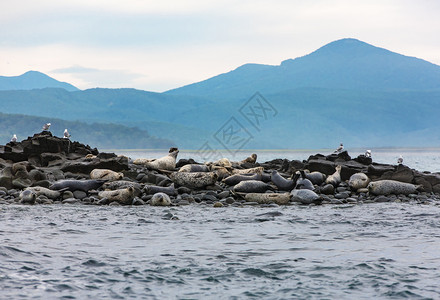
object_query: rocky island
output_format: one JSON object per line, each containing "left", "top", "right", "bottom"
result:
{"left": 1, "top": 132, "right": 440, "bottom": 207}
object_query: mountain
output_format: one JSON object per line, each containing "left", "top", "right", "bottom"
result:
{"left": 166, "top": 38, "right": 440, "bottom": 100}
{"left": 0, "top": 112, "right": 174, "bottom": 149}
{"left": 0, "top": 71, "right": 79, "bottom": 91}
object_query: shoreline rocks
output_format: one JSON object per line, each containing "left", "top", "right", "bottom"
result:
{"left": 1, "top": 133, "right": 440, "bottom": 207}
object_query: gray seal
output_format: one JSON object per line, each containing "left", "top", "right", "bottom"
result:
{"left": 144, "top": 183, "right": 177, "bottom": 196}
{"left": 150, "top": 192, "right": 172, "bottom": 206}
{"left": 271, "top": 170, "right": 294, "bottom": 191}
{"left": 50, "top": 179, "right": 107, "bottom": 192}
{"left": 233, "top": 180, "right": 272, "bottom": 193}
{"left": 170, "top": 172, "right": 218, "bottom": 189}
{"left": 368, "top": 180, "right": 422, "bottom": 195}
{"left": 293, "top": 171, "right": 314, "bottom": 190}
{"left": 222, "top": 173, "right": 262, "bottom": 186}
{"left": 305, "top": 170, "right": 326, "bottom": 185}
{"left": 178, "top": 164, "right": 209, "bottom": 172}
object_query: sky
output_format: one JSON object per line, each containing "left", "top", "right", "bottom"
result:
{"left": 1, "top": 0, "right": 439, "bottom": 92}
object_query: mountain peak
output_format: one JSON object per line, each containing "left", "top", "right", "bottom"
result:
{"left": 0, "top": 71, "right": 79, "bottom": 91}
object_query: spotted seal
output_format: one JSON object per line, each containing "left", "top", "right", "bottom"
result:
{"left": 233, "top": 180, "right": 273, "bottom": 193}
{"left": 133, "top": 150, "right": 179, "bottom": 171}
{"left": 19, "top": 189, "right": 37, "bottom": 204}
{"left": 222, "top": 173, "right": 262, "bottom": 186}
{"left": 25, "top": 186, "right": 62, "bottom": 199}
{"left": 178, "top": 164, "right": 209, "bottom": 172}
{"left": 245, "top": 192, "right": 291, "bottom": 205}
{"left": 368, "top": 180, "right": 422, "bottom": 195}
{"left": 271, "top": 170, "right": 294, "bottom": 191}
{"left": 98, "top": 186, "right": 136, "bottom": 205}
{"left": 170, "top": 172, "right": 218, "bottom": 188}
{"left": 232, "top": 167, "right": 264, "bottom": 175}
{"left": 90, "top": 169, "right": 123, "bottom": 181}
{"left": 239, "top": 153, "right": 257, "bottom": 164}
{"left": 325, "top": 165, "right": 342, "bottom": 187}
{"left": 348, "top": 173, "right": 370, "bottom": 191}
{"left": 150, "top": 192, "right": 172, "bottom": 206}
{"left": 102, "top": 180, "right": 142, "bottom": 191}
{"left": 50, "top": 179, "right": 107, "bottom": 192}
{"left": 291, "top": 189, "right": 321, "bottom": 205}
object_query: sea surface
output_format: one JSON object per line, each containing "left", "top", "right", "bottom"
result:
{"left": 1, "top": 149, "right": 440, "bottom": 299}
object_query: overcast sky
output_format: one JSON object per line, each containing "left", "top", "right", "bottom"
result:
{"left": 1, "top": 0, "right": 439, "bottom": 92}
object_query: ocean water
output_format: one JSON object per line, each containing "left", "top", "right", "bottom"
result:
{"left": 1, "top": 149, "right": 440, "bottom": 299}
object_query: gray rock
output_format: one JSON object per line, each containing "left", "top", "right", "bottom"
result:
{"left": 73, "top": 190, "right": 87, "bottom": 200}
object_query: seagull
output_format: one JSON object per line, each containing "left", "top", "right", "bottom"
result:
{"left": 334, "top": 143, "right": 344, "bottom": 153}
{"left": 365, "top": 150, "right": 372, "bottom": 158}
{"left": 397, "top": 155, "right": 403, "bottom": 164}
{"left": 63, "top": 129, "right": 71, "bottom": 139}
{"left": 42, "top": 123, "right": 51, "bottom": 131}
{"left": 10, "top": 134, "right": 17, "bottom": 143}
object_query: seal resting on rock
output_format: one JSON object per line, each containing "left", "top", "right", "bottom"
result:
{"left": 239, "top": 154, "right": 257, "bottom": 164}
{"left": 90, "top": 169, "right": 123, "bottom": 181}
{"left": 233, "top": 180, "right": 273, "bottom": 193}
{"left": 245, "top": 192, "right": 291, "bottom": 205}
{"left": 368, "top": 180, "right": 422, "bottom": 195}
{"left": 150, "top": 192, "right": 172, "bottom": 206}
{"left": 232, "top": 167, "right": 264, "bottom": 175}
{"left": 19, "top": 189, "right": 37, "bottom": 204}
{"left": 25, "top": 186, "right": 62, "bottom": 199}
{"left": 178, "top": 164, "right": 209, "bottom": 172}
{"left": 271, "top": 170, "right": 294, "bottom": 191}
{"left": 223, "top": 173, "right": 262, "bottom": 186}
{"left": 291, "top": 189, "right": 321, "bottom": 205}
{"left": 325, "top": 165, "right": 342, "bottom": 187}
{"left": 293, "top": 171, "right": 314, "bottom": 190}
{"left": 170, "top": 171, "right": 218, "bottom": 188}
{"left": 144, "top": 183, "right": 177, "bottom": 196}
{"left": 102, "top": 180, "right": 141, "bottom": 191}
{"left": 50, "top": 179, "right": 107, "bottom": 192}
{"left": 304, "top": 170, "right": 326, "bottom": 185}
{"left": 133, "top": 150, "right": 179, "bottom": 171}
{"left": 98, "top": 186, "right": 136, "bottom": 205}
{"left": 348, "top": 173, "right": 370, "bottom": 191}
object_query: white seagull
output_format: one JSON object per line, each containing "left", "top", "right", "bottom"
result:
{"left": 42, "top": 123, "right": 51, "bottom": 131}
{"left": 334, "top": 143, "right": 344, "bottom": 153}
{"left": 11, "top": 134, "right": 17, "bottom": 143}
{"left": 397, "top": 155, "right": 403, "bottom": 164}
{"left": 365, "top": 150, "right": 372, "bottom": 158}
{"left": 63, "top": 129, "right": 71, "bottom": 139}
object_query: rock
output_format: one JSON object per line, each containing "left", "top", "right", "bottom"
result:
{"left": 213, "top": 202, "right": 224, "bottom": 207}
{"left": 73, "top": 190, "right": 87, "bottom": 200}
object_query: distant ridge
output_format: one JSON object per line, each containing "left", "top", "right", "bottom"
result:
{"left": 166, "top": 38, "right": 440, "bottom": 100}
{"left": 0, "top": 71, "right": 78, "bottom": 91}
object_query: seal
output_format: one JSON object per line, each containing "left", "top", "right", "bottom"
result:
{"left": 25, "top": 186, "right": 62, "bottom": 199}
{"left": 150, "top": 192, "right": 172, "bottom": 206}
{"left": 170, "top": 172, "right": 218, "bottom": 189}
{"left": 103, "top": 180, "right": 141, "bottom": 191}
{"left": 291, "top": 189, "right": 321, "bottom": 205}
{"left": 50, "top": 179, "right": 107, "bottom": 192}
{"left": 19, "top": 189, "right": 36, "bottom": 204}
{"left": 232, "top": 167, "right": 264, "bottom": 175}
{"left": 271, "top": 170, "right": 294, "bottom": 191}
{"left": 293, "top": 170, "right": 314, "bottom": 190}
{"left": 90, "top": 169, "right": 124, "bottom": 181}
{"left": 245, "top": 192, "right": 291, "bottom": 205}
{"left": 348, "top": 173, "right": 370, "bottom": 191}
{"left": 98, "top": 186, "right": 136, "bottom": 205}
{"left": 304, "top": 170, "right": 326, "bottom": 185}
{"left": 239, "top": 153, "right": 257, "bottom": 164}
{"left": 206, "top": 158, "right": 232, "bottom": 168}
{"left": 133, "top": 150, "right": 179, "bottom": 171}
{"left": 233, "top": 180, "right": 273, "bottom": 193}
{"left": 144, "top": 183, "right": 177, "bottom": 196}
{"left": 178, "top": 164, "right": 209, "bottom": 172}
{"left": 368, "top": 180, "right": 422, "bottom": 195}
{"left": 325, "top": 165, "right": 342, "bottom": 187}
{"left": 222, "top": 173, "right": 262, "bottom": 186}
{"left": 210, "top": 166, "right": 231, "bottom": 180}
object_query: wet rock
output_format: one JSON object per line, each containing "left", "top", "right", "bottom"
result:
{"left": 213, "top": 202, "right": 223, "bottom": 207}
{"left": 375, "top": 196, "right": 391, "bottom": 203}
{"left": 73, "top": 190, "right": 87, "bottom": 200}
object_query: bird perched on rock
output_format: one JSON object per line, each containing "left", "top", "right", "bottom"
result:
{"left": 42, "top": 123, "right": 51, "bottom": 131}
{"left": 10, "top": 134, "right": 17, "bottom": 143}
{"left": 334, "top": 143, "right": 344, "bottom": 153}
{"left": 63, "top": 129, "right": 71, "bottom": 139}
{"left": 365, "top": 150, "right": 372, "bottom": 158}
{"left": 397, "top": 155, "right": 403, "bottom": 164}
